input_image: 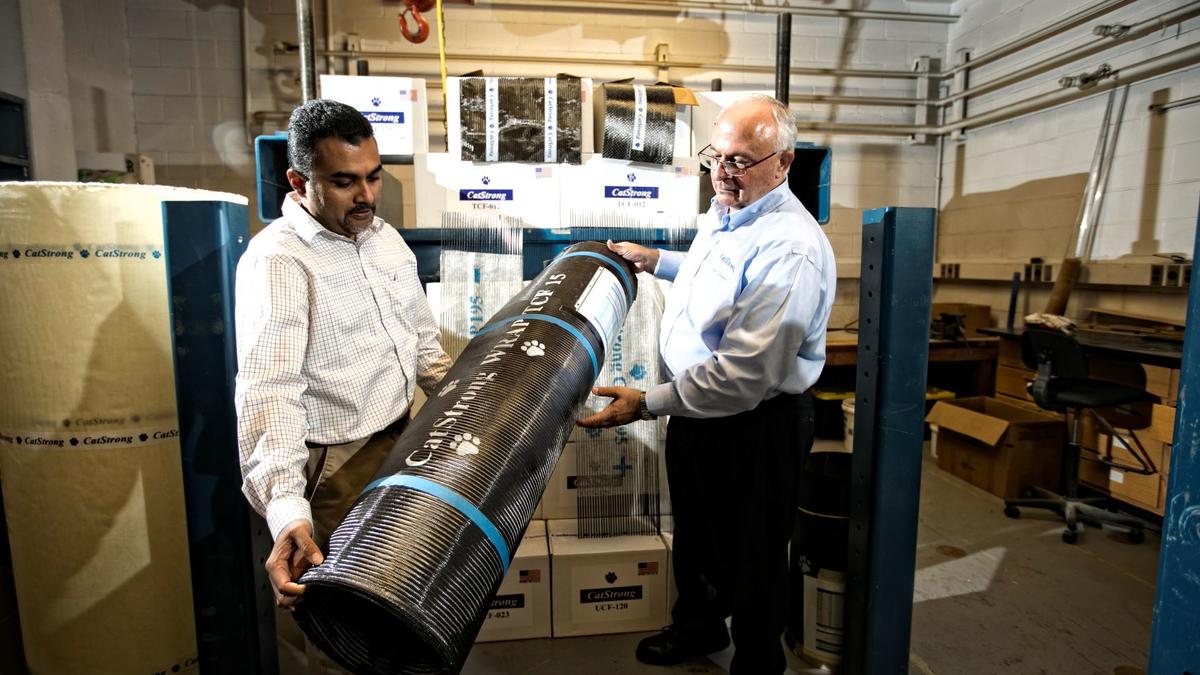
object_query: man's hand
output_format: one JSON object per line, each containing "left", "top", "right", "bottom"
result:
{"left": 607, "top": 240, "right": 660, "bottom": 274}
{"left": 265, "top": 519, "right": 324, "bottom": 610}
{"left": 577, "top": 386, "right": 643, "bottom": 428}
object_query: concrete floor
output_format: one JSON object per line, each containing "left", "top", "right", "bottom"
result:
{"left": 463, "top": 446, "right": 1160, "bottom": 675}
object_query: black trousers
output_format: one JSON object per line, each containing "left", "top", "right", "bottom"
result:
{"left": 666, "top": 390, "right": 815, "bottom": 675}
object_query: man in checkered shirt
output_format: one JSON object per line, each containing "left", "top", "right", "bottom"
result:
{"left": 234, "top": 99, "right": 450, "bottom": 636}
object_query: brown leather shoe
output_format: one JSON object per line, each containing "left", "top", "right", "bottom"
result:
{"left": 635, "top": 624, "right": 730, "bottom": 665}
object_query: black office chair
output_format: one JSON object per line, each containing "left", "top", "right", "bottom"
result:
{"left": 1003, "top": 328, "right": 1158, "bottom": 544}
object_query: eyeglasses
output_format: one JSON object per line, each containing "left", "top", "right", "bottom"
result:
{"left": 697, "top": 144, "right": 779, "bottom": 177}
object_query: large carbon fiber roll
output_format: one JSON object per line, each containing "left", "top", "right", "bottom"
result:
{"left": 459, "top": 76, "right": 583, "bottom": 164}
{"left": 601, "top": 82, "right": 678, "bottom": 165}
{"left": 294, "top": 242, "right": 637, "bottom": 674}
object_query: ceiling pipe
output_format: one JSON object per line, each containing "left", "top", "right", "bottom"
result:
{"left": 794, "top": 43, "right": 1200, "bottom": 137}
{"left": 477, "top": 0, "right": 957, "bottom": 23}
{"left": 315, "top": 47, "right": 922, "bottom": 79}
{"left": 295, "top": 0, "right": 317, "bottom": 100}
{"left": 775, "top": 13, "right": 791, "bottom": 104}
{"left": 939, "top": 0, "right": 1137, "bottom": 77}
{"left": 937, "top": 2, "right": 1200, "bottom": 106}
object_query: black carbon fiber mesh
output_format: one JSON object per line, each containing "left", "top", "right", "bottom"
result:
{"left": 294, "top": 242, "right": 637, "bottom": 674}
{"left": 459, "top": 76, "right": 583, "bottom": 164}
{"left": 601, "top": 83, "right": 678, "bottom": 165}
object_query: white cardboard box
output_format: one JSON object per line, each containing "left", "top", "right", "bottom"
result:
{"left": 445, "top": 76, "right": 594, "bottom": 159}
{"left": 319, "top": 75, "right": 429, "bottom": 157}
{"left": 560, "top": 154, "right": 701, "bottom": 220}
{"left": 543, "top": 440, "right": 672, "bottom": 520}
{"left": 476, "top": 520, "right": 551, "bottom": 643}
{"left": 593, "top": 85, "right": 695, "bottom": 160}
{"left": 548, "top": 519, "right": 669, "bottom": 638}
{"left": 414, "top": 153, "right": 563, "bottom": 229}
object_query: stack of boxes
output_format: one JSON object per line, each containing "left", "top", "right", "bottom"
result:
{"left": 1078, "top": 366, "right": 1180, "bottom": 515}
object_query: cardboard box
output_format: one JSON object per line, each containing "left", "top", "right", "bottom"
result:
{"left": 1105, "top": 465, "right": 1162, "bottom": 513}
{"left": 927, "top": 397, "right": 1064, "bottom": 499}
{"left": 445, "top": 76, "right": 594, "bottom": 159}
{"left": 476, "top": 521, "right": 551, "bottom": 643}
{"left": 559, "top": 154, "right": 701, "bottom": 220}
{"left": 1149, "top": 404, "right": 1176, "bottom": 444}
{"left": 319, "top": 75, "right": 428, "bottom": 157}
{"left": 548, "top": 519, "right": 668, "bottom": 637}
{"left": 413, "top": 153, "right": 562, "bottom": 229}
{"left": 542, "top": 441, "right": 671, "bottom": 521}
{"left": 995, "top": 365, "right": 1034, "bottom": 402}
{"left": 931, "top": 302, "right": 995, "bottom": 337}
{"left": 997, "top": 336, "right": 1025, "bottom": 369}
{"left": 1143, "top": 365, "right": 1180, "bottom": 405}
{"left": 1079, "top": 455, "right": 1110, "bottom": 491}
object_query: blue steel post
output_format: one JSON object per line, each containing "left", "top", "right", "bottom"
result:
{"left": 1148, "top": 204, "right": 1200, "bottom": 672}
{"left": 163, "top": 201, "right": 278, "bottom": 674}
{"left": 843, "top": 207, "right": 936, "bottom": 675}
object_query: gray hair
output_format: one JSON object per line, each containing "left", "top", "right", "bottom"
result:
{"left": 738, "top": 94, "right": 797, "bottom": 152}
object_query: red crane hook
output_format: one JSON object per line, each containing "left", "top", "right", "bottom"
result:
{"left": 399, "top": 0, "right": 435, "bottom": 44}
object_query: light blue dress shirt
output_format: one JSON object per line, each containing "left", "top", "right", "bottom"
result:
{"left": 644, "top": 179, "right": 836, "bottom": 418}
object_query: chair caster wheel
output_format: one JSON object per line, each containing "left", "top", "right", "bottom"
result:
{"left": 1062, "top": 528, "right": 1078, "bottom": 544}
{"left": 1128, "top": 529, "right": 1145, "bottom": 544}
{"left": 1003, "top": 505, "right": 1020, "bottom": 519}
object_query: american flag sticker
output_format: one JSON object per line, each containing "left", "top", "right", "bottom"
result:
{"left": 519, "top": 568, "right": 541, "bottom": 583}
{"left": 638, "top": 561, "right": 659, "bottom": 575}
{"left": 535, "top": 166, "right": 553, "bottom": 178}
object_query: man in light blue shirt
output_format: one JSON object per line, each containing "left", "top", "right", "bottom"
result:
{"left": 579, "top": 94, "right": 835, "bottom": 674}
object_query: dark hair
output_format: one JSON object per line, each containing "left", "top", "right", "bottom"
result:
{"left": 286, "top": 99, "right": 375, "bottom": 177}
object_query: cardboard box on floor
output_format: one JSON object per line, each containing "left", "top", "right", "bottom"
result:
{"left": 926, "top": 397, "right": 1064, "bottom": 499}
{"left": 476, "top": 520, "right": 551, "bottom": 643}
{"left": 548, "top": 519, "right": 668, "bottom": 638}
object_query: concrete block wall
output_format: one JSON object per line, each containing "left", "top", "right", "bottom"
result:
{"left": 940, "top": 0, "right": 1200, "bottom": 263}
{"left": 122, "top": 0, "right": 255, "bottom": 204}
{"left": 934, "top": 0, "right": 1199, "bottom": 326}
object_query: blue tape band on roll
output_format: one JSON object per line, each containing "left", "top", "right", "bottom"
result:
{"left": 362, "top": 475, "right": 510, "bottom": 564}
{"left": 558, "top": 251, "right": 634, "bottom": 304}
{"left": 476, "top": 313, "right": 598, "bottom": 380}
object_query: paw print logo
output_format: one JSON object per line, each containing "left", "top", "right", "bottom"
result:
{"left": 521, "top": 341, "right": 546, "bottom": 357}
{"left": 10, "top": 250, "right": 18, "bottom": 259}
{"left": 371, "top": 96, "right": 381, "bottom": 107}
{"left": 629, "top": 364, "right": 647, "bottom": 381}
{"left": 138, "top": 433, "right": 148, "bottom": 442}
{"left": 626, "top": 172, "right": 637, "bottom": 182}
{"left": 450, "top": 432, "right": 481, "bottom": 456}
{"left": 605, "top": 571, "right": 618, "bottom": 584}
{"left": 152, "top": 250, "right": 161, "bottom": 259}
{"left": 438, "top": 379, "right": 460, "bottom": 398}
{"left": 80, "top": 249, "right": 89, "bottom": 258}
{"left": 481, "top": 176, "right": 491, "bottom": 185}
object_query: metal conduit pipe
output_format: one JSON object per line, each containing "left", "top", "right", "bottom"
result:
{"left": 940, "top": 0, "right": 1137, "bottom": 77}
{"left": 315, "top": 48, "right": 922, "bottom": 80}
{"left": 794, "top": 42, "right": 1200, "bottom": 137}
{"left": 296, "top": 0, "right": 317, "bottom": 101}
{"left": 775, "top": 13, "right": 791, "bottom": 103}
{"left": 938, "top": 2, "right": 1200, "bottom": 107}
{"left": 478, "top": 0, "right": 957, "bottom": 23}
{"left": 295, "top": 242, "right": 638, "bottom": 674}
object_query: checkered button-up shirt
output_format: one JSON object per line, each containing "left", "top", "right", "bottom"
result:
{"left": 235, "top": 194, "right": 450, "bottom": 540}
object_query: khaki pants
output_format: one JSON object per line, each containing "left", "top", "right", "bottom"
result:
{"left": 277, "top": 419, "right": 407, "bottom": 675}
